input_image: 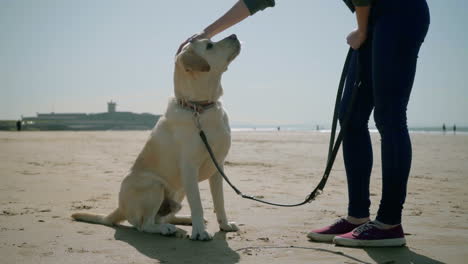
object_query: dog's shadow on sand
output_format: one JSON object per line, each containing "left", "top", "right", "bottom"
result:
{"left": 113, "top": 225, "right": 239, "bottom": 264}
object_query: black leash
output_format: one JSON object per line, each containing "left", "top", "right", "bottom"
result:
{"left": 199, "top": 47, "right": 360, "bottom": 207}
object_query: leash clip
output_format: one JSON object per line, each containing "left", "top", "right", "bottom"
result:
{"left": 193, "top": 112, "right": 201, "bottom": 131}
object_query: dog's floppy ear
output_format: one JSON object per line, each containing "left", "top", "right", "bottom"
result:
{"left": 180, "top": 50, "right": 211, "bottom": 72}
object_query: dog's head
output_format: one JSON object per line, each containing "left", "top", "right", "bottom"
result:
{"left": 176, "top": 34, "right": 241, "bottom": 74}
{"left": 174, "top": 34, "right": 241, "bottom": 102}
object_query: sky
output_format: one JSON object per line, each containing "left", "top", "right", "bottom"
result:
{"left": 1, "top": 0, "right": 467, "bottom": 128}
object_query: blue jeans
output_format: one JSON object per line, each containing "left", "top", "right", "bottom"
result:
{"left": 339, "top": 0, "right": 430, "bottom": 225}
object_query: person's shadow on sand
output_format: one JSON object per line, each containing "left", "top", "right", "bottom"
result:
{"left": 364, "top": 246, "right": 445, "bottom": 264}
{"left": 113, "top": 225, "right": 240, "bottom": 264}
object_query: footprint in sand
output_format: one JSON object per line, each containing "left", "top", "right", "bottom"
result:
{"left": 77, "top": 230, "right": 95, "bottom": 235}
{"left": 85, "top": 193, "right": 112, "bottom": 202}
{"left": 71, "top": 202, "right": 93, "bottom": 210}
{"left": 409, "top": 209, "right": 423, "bottom": 216}
{"left": 18, "top": 171, "right": 40, "bottom": 175}
{"left": 0, "top": 209, "right": 18, "bottom": 216}
{"left": 27, "top": 162, "right": 43, "bottom": 167}
{"left": 66, "top": 247, "right": 89, "bottom": 253}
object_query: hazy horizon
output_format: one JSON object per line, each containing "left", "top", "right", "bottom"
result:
{"left": 1, "top": 0, "right": 467, "bottom": 127}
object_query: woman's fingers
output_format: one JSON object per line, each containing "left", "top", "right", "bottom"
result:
{"left": 176, "top": 32, "right": 208, "bottom": 55}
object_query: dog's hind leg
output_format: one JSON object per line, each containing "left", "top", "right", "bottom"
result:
{"left": 140, "top": 219, "right": 177, "bottom": 236}
{"left": 168, "top": 215, "right": 209, "bottom": 226}
{"left": 136, "top": 210, "right": 177, "bottom": 236}
{"left": 168, "top": 215, "right": 193, "bottom": 225}
{"left": 127, "top": 184, "right": 177, "bottom": 236}
{"left": 165, "top": 191, "right": 206, "bottom": 226}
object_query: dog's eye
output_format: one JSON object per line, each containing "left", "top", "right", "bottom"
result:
{"left": 206, "top": 43, "right": 214, "bottom": 50}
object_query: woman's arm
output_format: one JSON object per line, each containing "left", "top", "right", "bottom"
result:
{"left": 202, "top": 0, "right": 276, "bottom": 38}
{"left": 202, "top": 1, "right": 251, "bottom": 39}
{"left": 355, "top": 6, "right": 370, "bottom": 36}
{"left": 177, "top": 0, "right": 274, "bottom": 54}
{"left": 347, "top": 5, "right": 371, "bottom": 50}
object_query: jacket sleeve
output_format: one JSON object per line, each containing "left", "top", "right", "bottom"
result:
{"left": 352, "top": 0, "right": 371, "bottom": 6}
{"left": 343, "top": 0, "right": 371, "bottom": 12}
{"left": 242, "top": 0, "right": 275, "bottom": 15}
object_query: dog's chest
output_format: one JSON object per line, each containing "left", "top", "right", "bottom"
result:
{"left": 198, "top": 127, "right": 231, "bottom": 181}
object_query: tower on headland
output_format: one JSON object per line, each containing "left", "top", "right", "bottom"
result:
{"left": 107, "top": 101, "right": 116, "bottom": 113}
{"left": 19, "top": 101, "right": 161, "bottom": 131}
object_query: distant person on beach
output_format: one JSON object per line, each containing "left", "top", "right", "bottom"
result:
{"left": 443, "top": 123, "right": 446, "bottom": 133}
{"left": 453, "top": 124, "right": 457, "bottom": 134}
{"left": 16, "top": 120, "right": 22, "bottom": 131}
{"left": 179, "top": 0, "right": 430, "bottom": 247}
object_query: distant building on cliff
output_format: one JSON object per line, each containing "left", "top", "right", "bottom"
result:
{"left": 21, "top": 102, "right": 160, "bottom": 131}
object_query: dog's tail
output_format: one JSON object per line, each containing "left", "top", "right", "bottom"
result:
{"left": 71, "top": 208, "right": 125, "bottom": 226}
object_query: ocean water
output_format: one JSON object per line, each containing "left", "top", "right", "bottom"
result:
{"left": 231, "top": 126, "right": 468, "bottom": 135}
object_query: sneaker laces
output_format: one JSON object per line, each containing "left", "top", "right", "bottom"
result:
{"left": 353, "top": 221, "right": 378, "bottom": 234}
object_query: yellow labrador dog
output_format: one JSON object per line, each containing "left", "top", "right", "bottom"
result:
{"left": 72, "top": 34, "right": 241, "bottom": 241}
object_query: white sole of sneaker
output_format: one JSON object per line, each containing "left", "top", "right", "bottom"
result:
{"left": 307, "top": 232, "right": 336, "bottom": 242}
{"left": 333, "top": 237, "right": 406, "bottom": 247}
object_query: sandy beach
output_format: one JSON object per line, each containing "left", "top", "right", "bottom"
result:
{"left": 0, "top": 130, "right": 467, "bottom": 264}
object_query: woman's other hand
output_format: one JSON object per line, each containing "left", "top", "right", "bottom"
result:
{"left": 347, "top": 29, "right": 367, "bottom": 50}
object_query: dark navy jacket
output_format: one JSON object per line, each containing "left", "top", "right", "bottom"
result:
{"left": 242, "top": 0, "right": 371, "bottom": 15}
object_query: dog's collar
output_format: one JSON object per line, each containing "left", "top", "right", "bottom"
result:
{"left": 177, "top": 99, "right": 216, "bottom": 114}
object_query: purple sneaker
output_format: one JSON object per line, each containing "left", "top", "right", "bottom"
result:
{"left": 307, "top": 218, "right": 364, "bottom": 242}
{"left": 333, "top": 221, "right": 406, "bottom": 247}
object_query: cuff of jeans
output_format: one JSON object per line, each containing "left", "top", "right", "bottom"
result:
{"left": 243, "top": 0, "right": 275, "bottom": 15}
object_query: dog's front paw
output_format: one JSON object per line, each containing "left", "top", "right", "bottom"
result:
{"left": 190, "top": 227, "right": 212, "bottom": 241}
{"left": 219, "top": 222, "right": 239, "bottom": 232}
